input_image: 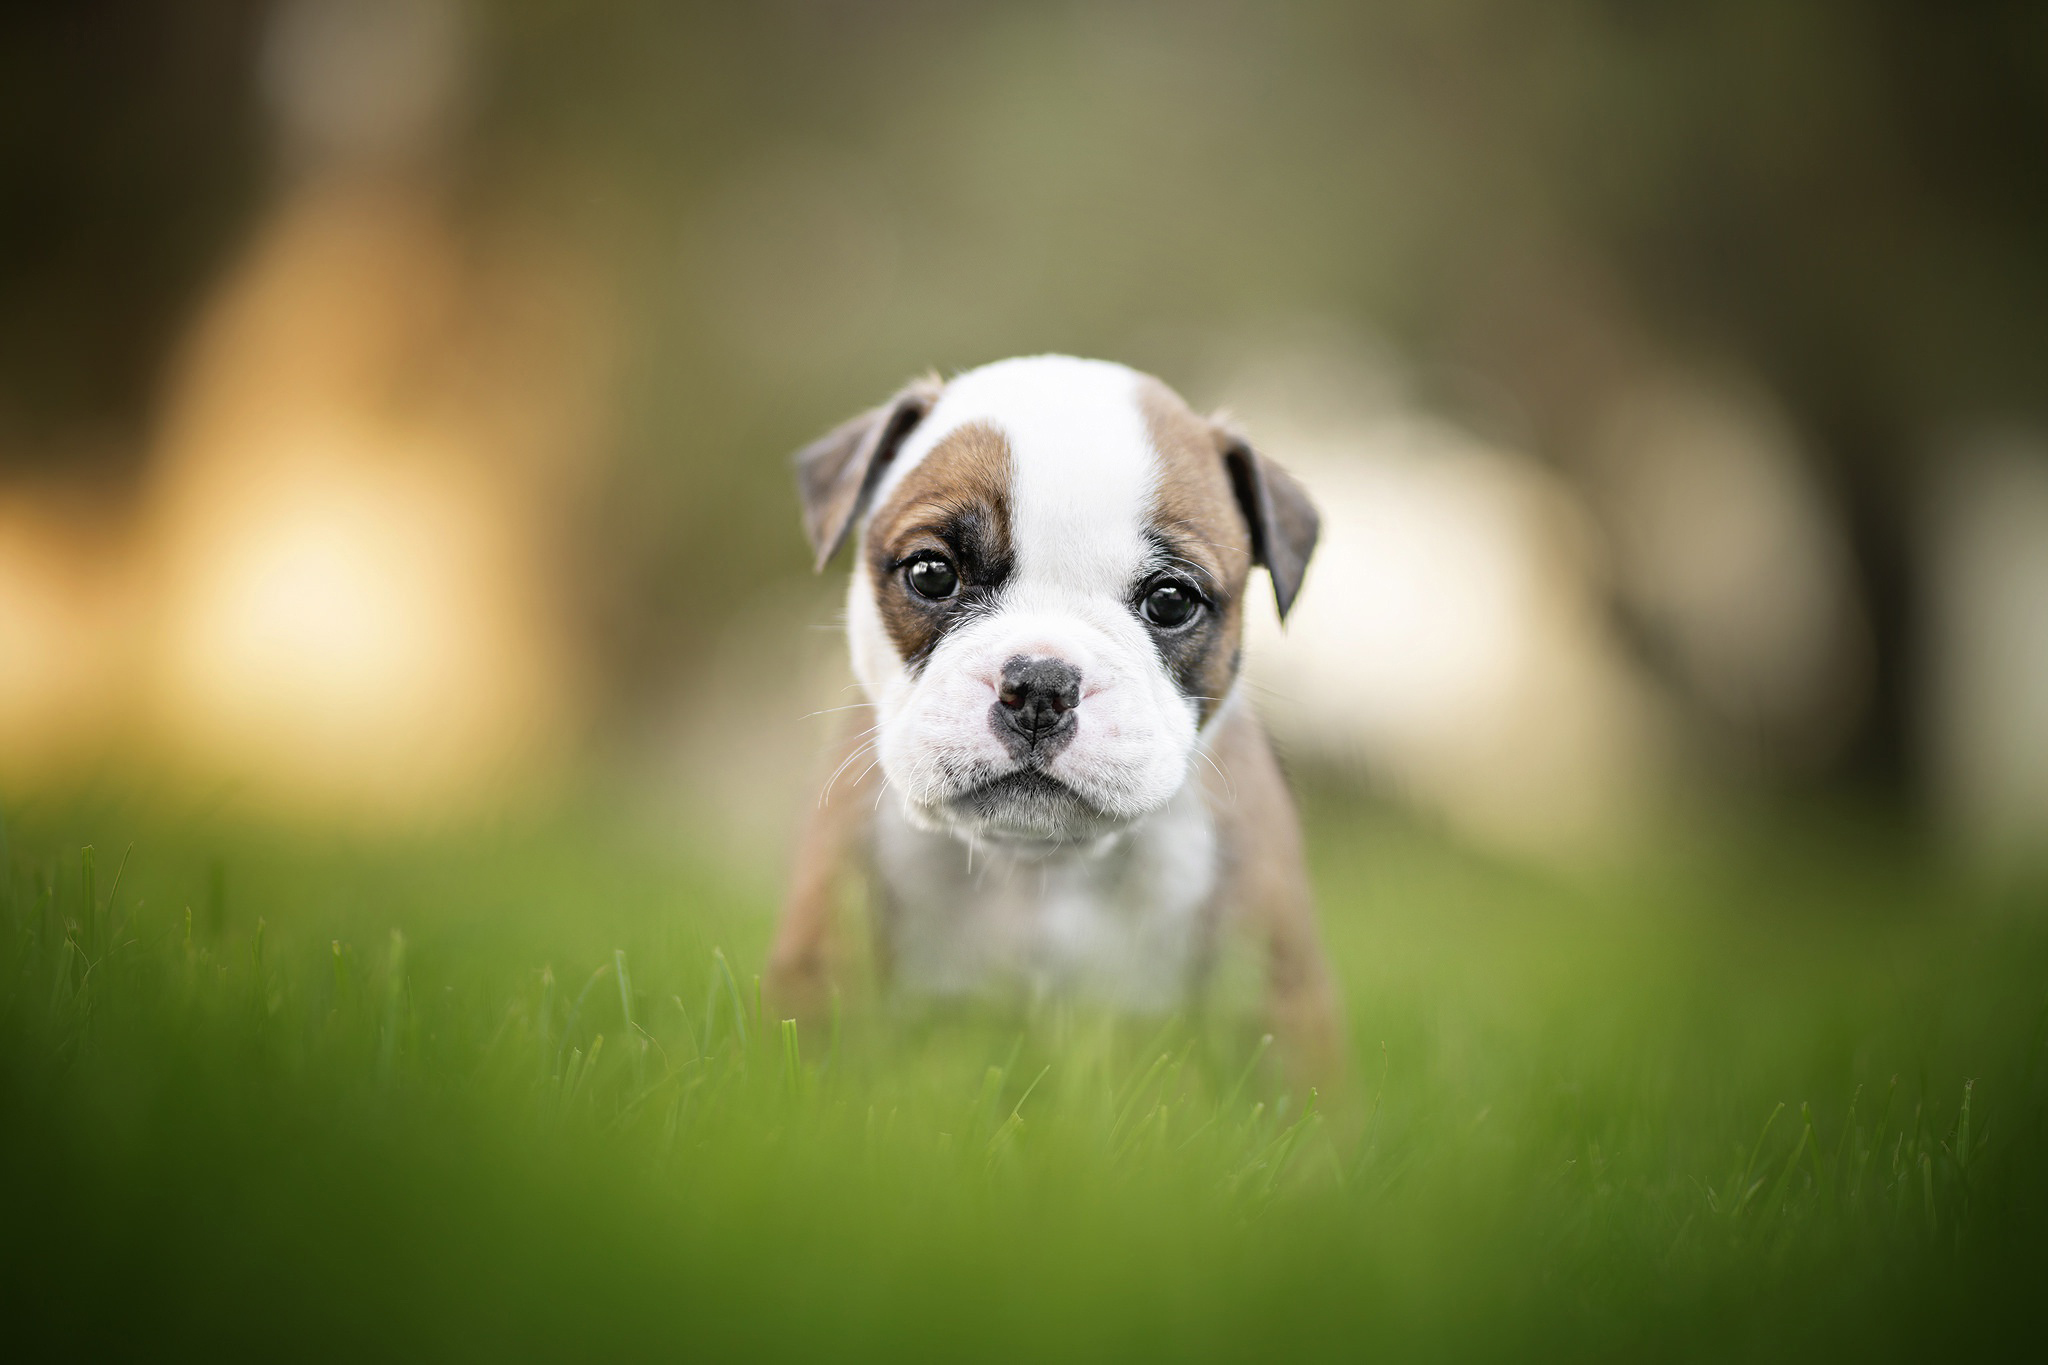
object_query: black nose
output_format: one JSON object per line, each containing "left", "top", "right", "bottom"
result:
{"left": 993, "top": 655, "right": 1081, "bottom": 751}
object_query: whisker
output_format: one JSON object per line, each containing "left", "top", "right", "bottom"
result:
{"left": 820, "top": 738, "right": 879, "bottom": 805}
{"left": 800, "top": 703, "right": 877, "bottom": 720}
{"left": 819, "top": 722, "right": 883, "bottom": 753}
{"left": 1195, "top": 747, "right": 1237, "bottom": 803}
{"left": 840, "top": 754, "right": 887, "bottom": 805}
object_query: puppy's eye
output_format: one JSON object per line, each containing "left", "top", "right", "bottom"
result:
{"left": 905, "top": 554, "right": 960, "bottom": 601}
{"left": 1141, "top": 579, "right": 1201, "bottom": 629}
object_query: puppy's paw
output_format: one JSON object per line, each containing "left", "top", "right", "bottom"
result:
{"left": 762, "top": 954, "right": 835, "bottom": 1030}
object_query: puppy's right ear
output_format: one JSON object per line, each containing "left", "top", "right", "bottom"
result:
{"left": 795, "top": 374, "right": 944, "bottom": 571}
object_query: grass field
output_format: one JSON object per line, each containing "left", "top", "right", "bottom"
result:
{"left": 3, "top": 791, "right": 2044, "bottom": 1360}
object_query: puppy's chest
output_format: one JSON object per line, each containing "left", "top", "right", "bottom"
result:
{"left": 870, "top": 787, "right": 1219, "bottom": 1011}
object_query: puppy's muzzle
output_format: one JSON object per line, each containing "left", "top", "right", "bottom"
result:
{"left": 991, "top": 655, "right": 1081, "bottom": 759}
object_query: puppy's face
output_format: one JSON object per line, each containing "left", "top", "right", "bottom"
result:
{"left": 797, "top": 357, "right": 1317, "bottom": 843}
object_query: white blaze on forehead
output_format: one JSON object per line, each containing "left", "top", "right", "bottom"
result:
{"left": 874, "top": 356, "right": 1156, "bottom": 591}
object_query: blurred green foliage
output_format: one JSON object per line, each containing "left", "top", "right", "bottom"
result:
{"left": 3, "top": 797, "right": 2042, "bottom": 1357}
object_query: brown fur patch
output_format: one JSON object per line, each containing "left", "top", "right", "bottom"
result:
{"left": 795, "top": 375, "right": 943, "bottom": 570}
{"left": 863, "top": 421, "right": 1016, "bottom": 673}
{"left": 765, "top": 705, "right": 881, "bottom": 1021}
{"left": 1199, "top": 705, "right": 1348, "bottom": 1099}
{"left": 1139, "top": 380, "right": 1255, "bottom": 722}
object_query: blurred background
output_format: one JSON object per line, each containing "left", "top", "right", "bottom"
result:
{"left": 1, "top": 0, "right": 2044, "bottom": 871}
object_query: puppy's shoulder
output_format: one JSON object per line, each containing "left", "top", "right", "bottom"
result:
{"left": 1200, "top": 703, "right": 1305, "bottom": 858}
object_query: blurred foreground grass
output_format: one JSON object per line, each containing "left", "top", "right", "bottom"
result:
{"left": 2, "top": 792, "right": 2044, "bottom": 1360}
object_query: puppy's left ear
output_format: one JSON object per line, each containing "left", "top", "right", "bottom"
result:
{"left": 1220, "top": 428, "right": 1320, "bottom": 621}
{"left": 795, "top": 374, "right": 944, "bottom": 571}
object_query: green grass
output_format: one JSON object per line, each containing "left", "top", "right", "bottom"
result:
{"left": 2, "top": 794, "right": 2044, "bottom": 1360}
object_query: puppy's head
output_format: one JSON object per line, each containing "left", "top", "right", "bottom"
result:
{"left": 796, "top": 356, "right": 1317, "bottom": 843}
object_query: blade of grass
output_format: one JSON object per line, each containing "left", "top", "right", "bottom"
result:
{"left": 377, "top": 929, "right": 407, "bottom": 1082}
{"left": 615, "top": 950, "right": 644, "bottom": 1086}
{"left": 1732, "top": 1102, "right": 1785, "bottom": 1218}
{"left": 782, "top": 1018, "right": 802, "bottom": 1094}
{"left": 1758, "top": 1107, "right": 1814, "bottom": 1224}
{"left": 557, "top": 963, "right": 612, "bottom": 1076}
{"left": 1955, "top": 1079, "right": 1974, "bottom": 1178}
{"left": 537, "top": 966, "right": 556, "bottom": 1083}
{"left": 1111, "top": 1052, "right": 1173, "bottom": 1145}
{"left": 712, "top": 949, "right": 749, "bottom": 1053}
{"left": 1221, "top": 1034, "right": 1274, "bottom": 1114}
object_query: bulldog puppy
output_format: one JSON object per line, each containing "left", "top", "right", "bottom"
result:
{"left": 767, "top": 356, "right": 1344, "bottom": 1082}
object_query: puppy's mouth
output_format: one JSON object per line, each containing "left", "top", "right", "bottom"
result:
{"left": 958, "top": 766, "right": 1073, "bottom": 808}
{"left": 945, "top": 766, "right": 1117, "bottom": 841}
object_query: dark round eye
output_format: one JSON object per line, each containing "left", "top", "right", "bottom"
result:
{"left": 905, "top": 554, "right": 960, "bottom": 600}
{"left": 1141, "top": 579, "right": 1201, "bottom": 629}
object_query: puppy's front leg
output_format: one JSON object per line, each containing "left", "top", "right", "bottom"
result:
{"left": 1263, "top": 883, "right": 1347, "bottom": 1104}
{"left": 765, "top": 709, "right": 880, "bottom": 1022}
{"left": 1206, "top": 710, "right": 1350, "bottom": 1099}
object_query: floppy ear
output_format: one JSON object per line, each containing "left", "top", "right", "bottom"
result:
{"left": 795, "top": 374, "right": 944, "bottom": 571}
{"left": 1220, "top": 428, "right": 1320, "bottom": 621}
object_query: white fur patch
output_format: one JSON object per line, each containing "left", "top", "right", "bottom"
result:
{"left": 872, "top": 776, "right": 1217, "bottom": 1010}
